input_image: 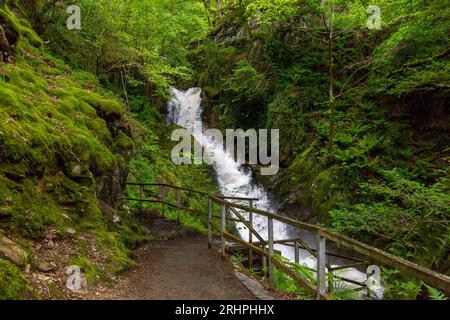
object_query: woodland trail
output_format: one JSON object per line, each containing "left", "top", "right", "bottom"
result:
{"left": 87, "top": 212, "right": 256, "bottom": 300}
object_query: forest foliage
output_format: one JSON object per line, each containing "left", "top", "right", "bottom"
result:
{"left": 0, "top": 0, "right": 448, "bottom": 300}
{"left": 191, "top": 0, "right": 450, "bottom": 282}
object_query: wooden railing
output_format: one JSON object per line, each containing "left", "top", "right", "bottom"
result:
{"left": 125, "top": 182, "right": 450, "bottom": 299}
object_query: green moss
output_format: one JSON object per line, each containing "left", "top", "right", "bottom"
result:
{"left": 71, "top": 89, "right": 124, "bottom": 117}
{"left": 114, "top": 131, "right": 134, "bottom": 154}
{"left": 0, "top": 87, "right": 21, "bottom": 109}
{"left": 98, "top": 99, "right": 124, "bottom": 117}
{"left": 126, "top": 119, "right": 219, "bottom": 233}
{"left": 0, "top": 259, "right": 31, "bottom": 300}
{"left": 0, "top": 4, "right": 147, "bottom": 298}
{"left": 0, "top": 6, "right": 42, "bottom": 46}
{"left": 72, "top": 71, "right": 100, "bottom": 88}
{"left": 68, "top": 254, "right": 101, "bottom": 284}
{"left": 0, "top": 50, "right": 128, "bottom": 174}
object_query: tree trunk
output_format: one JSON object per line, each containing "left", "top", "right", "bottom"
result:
{"left": 323, "top": 3, "right": 336, "bottom": 164}
{"left": 217, "top": 0, "right": 223, "bottom": 16}
{"left": 327, "top": 33, "right": 335, "bottom": 164}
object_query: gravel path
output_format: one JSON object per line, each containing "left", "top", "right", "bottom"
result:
{"left": 88, "top": 212, "right": 255, "bottom": 300}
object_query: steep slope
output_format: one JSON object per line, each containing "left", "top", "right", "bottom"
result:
{"left": 0, "top": 5, "right": 147, "bottom": 299}
{"left": 0, "top": 2, "right": 220, "bottom": 299}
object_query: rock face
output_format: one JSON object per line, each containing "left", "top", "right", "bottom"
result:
{"left": 0, "top": 24, "right": 18, "bottom": 62}
{"left": 96, "top": 165, "right": 127, "bottom": 208}
{"left": 98, "top": 200, "right": 116, "bottom": 219}
{"left": 0, "top": 233, "right": 28, "bottom": 266}
{"left": 253, "top": 165, "right": 320, "bottom": 224}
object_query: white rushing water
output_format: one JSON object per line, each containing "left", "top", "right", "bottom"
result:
{"left": 167, "top": 87, "right": 383, "bottom": 298}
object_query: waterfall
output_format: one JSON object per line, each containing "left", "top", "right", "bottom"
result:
{"left": 167, "top": 87, "right": 383, "bottom": 298}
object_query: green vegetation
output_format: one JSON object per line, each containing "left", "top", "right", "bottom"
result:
{"left": 191, "top": 0, "right": 450, "bottom": 288}
{"left": 0, "top": 0, "right": 216, "bottom": 299}
{"left": 0, "top": 1, "right": 150, "bottom": 297}
{"left": 0, "top": 0, "right": 448, "bottom": 300}
{"left": 125, "top": 111, "right": 221, "bottom": 233}
{"left": 0, "top": 259, "right": 31, "bottom": 299}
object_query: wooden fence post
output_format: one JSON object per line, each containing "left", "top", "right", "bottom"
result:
{"left": 248, "top": 200, "right": 253, "bottom": 269}
{"left": 161, "top": 186, "right": 165, "bottom": 216}
{"left": 262, "top": 253, "right": 267, "bottom": 278}
{"left": 221, "top": 204, "right": 226, "bottom": 260}
{"left": 139, "top": 184, "right": 143, "bottom": 214}
{"left": 268, "top": 217, "right": 275, "bottom": 289}
{"left": 294, "top": 240, "right": 299, "bottom": 264}
{"left": 176, "top": 189, "right": 181, "bottom": 225}
{"left": 208, "top": 197, "right": 212, "bottom": 249}
{"left": 316, "top": 235, "right": 326, "bottom": 300}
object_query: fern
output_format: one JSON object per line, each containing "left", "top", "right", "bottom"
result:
{"left": 328, "top": 271, "right": 362, "bottom": 300}
{"left": 424, "top": 284, "right": 447, "bottom": 300}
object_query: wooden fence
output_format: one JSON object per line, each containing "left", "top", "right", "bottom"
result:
{"left": 125, "top": 182, "right": 450, "bottom": 299}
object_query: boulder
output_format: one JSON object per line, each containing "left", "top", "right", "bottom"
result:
{"left": 63, "top": 161, "right": 94, "bottom": 183}
{"left": 36, "top": 260, "right": 56, "bottom": 273}
{"left": 65, "top": 227, "right": 76, "bottom": 235}
{"left": 0, "top": 233, "right": 28, "bottom": 266}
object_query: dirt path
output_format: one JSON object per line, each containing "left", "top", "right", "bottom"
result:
{"left": 89, "top": 212, "right": 255, "bottom": 300}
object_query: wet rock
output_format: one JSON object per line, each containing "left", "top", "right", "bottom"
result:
{"left": 0, "top": 233, "right": 28, "bottom": 266}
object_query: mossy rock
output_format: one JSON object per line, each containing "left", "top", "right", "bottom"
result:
{"left": 203, "top": 86, "right": 220, "bottom": 97}
{"left": 0, "top": 162, "right": 27, "bottom": 181}
{"left": 0, "top": 258, "right": 31, "bottom": 300}
{"left": 72, "top": 89, "right": 124, "bottom": 118}
{"left": 0, "top": 6, "right": 42, "bottom": 46}
{"left": 0, "top": 233, "right": 28, "bottom": 266}
{"left": 0, "top": 5, "right": 146, "bottom": 295}
{"left": 0, "top": 207, "right": 12, "bottom": 218}
{"left": 114, "top": 131, "right": 135, "bottom": 155}
{"left": 62, "top": 161, "right": 93, "bottom": 182}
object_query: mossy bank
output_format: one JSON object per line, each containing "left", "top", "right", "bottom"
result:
{"left": 0, "top": 4, "right": 148, "bottom": 299}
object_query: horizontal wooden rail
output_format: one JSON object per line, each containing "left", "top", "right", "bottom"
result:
{"left": 124, "top": 198, "right": 160, "bottom": 203}
{"left": 232, "top": 240, "right": 366, "bottom": 263}
{"left": 126, "top": 183, "right": 258, "bottom": 201}
{"left": 210, "top": 222, "right": 329, "bottom": 299}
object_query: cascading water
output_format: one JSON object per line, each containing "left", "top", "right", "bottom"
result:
{"left": 167, "top": 87, "right": 292, "bottom": 257}
{"left": 167, "top": 87, "right": 383, "bottom": 298}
